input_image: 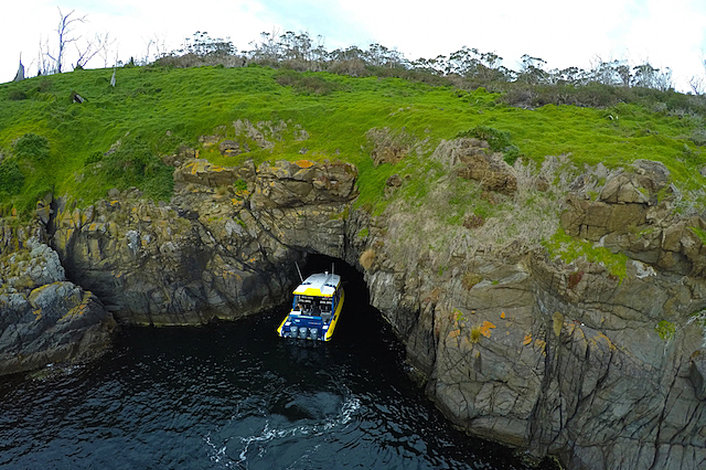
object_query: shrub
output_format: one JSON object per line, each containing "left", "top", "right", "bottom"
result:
{"left": 456, "top": 125, "right": 522, "bottom": 165}
{"left": 0, "top": 159, "right": 25, "bottom": 195}
{"left": 104, "top": 139, "right": 149, "bottom": 179}
{"left": 655, "top": 320, "right": 675, "bottom": 341}
{"left": 233, "top": 178, "right": 248, "bottom": 191}
{"left": 13, "top": 133, "right": 50, "bottom": 161}
{"left": 274, "top": 69, "right": 339, "bottom": 95}
{"left": 470, "top": 326, "right": 481, "bottom": 343}
{"left": 691, "top": 128, "right": 706, "bottom": 147}
{"left": 36, "top": 79, "right": 52, "bottom": 93}
{"left": 100, "top": 137, "right": 174, "bottom": 200}
{"left": 84, "top": 151, "right": 103, "bottom": 166}
{"left": 460, "top": 126, "right": 511, "bottom": 151}
{"left": 327, "top": 58, "right": 367, "bottom": 77}
{"left": 8, "top": 90, "right": 27, "bottom": 101}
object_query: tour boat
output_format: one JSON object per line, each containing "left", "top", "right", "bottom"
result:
{"left": 277, "top": 271, "right": 345, "bottom": 341}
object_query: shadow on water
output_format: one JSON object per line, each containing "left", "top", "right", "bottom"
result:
{"left": 0, "top": 254, "right": 559, "bottom": 469}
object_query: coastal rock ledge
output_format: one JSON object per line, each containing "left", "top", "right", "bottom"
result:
{"left": 0, "top": 232, "right": 115, "bottom": 375}
{"left": 1, "top": 150, "right": 705, "bottom": 470}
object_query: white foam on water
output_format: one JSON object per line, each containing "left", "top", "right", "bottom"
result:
{"left": 204, "top": 432, "right": 236, "bottom": 469}
{"left": 203, "top": 393, "right": 361, "bottom": 468}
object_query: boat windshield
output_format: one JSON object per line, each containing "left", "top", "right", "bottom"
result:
{"left": 295, "top": 295, "right": 333, "bottom": 316}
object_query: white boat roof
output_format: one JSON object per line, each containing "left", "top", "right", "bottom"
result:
{"left": 293, "top": 272, "right": 341, "bottom": 297}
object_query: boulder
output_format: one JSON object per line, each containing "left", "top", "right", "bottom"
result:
{"left": 599, "top": 160, "right": 670, "bottom": 205}
{"left": 599, "top": 174, "right": 649, "bottom": 204}
{"left": 0, "top": 239, "right": 115, "bottom": 376}
{"left": 433, "top": 138, "right": 517, "bottom": 195}
{"left": 366, "top": 127, "right": 419, "bottom": 166}
{"left": 174, "top": 159, "right": 240, "bottom": 187}
{"left": 251, "top": 160, "right": 357, "bottom": 209}
{"left": 173, "top": 159, "right": 257, "bottom": 192}
{"left": 384, "top": 174, "right": 403, "bottom": 197}
{"left": 218, "top": 139, "right": 241, "bottom": 157}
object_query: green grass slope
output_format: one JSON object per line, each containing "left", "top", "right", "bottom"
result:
{"left": 0, "top": 65, "right": 704, "bottom": 217}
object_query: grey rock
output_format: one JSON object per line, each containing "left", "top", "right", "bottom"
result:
{"left": 689, "top": 350, "right": 706, "bottom": 399}
{"left": 218, "top": 139, "right": 241, "bottom": 156}
{"left": 0, "top": 234, "right": 115, "bottom": 376}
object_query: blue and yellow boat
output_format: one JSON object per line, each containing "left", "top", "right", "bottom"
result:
{"left": 277, "top": 271, "right": 345, "bottom": 341}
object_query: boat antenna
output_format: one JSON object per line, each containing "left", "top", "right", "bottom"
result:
{"left": 295, "top": 261, "right": 304, "bottom": 282}
{"left": 331, "top": 262, "right": 334, "bottom": 275}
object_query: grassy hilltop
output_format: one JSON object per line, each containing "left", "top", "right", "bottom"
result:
{"left": 0, "top": 64, "right": 705, "bottom": 217}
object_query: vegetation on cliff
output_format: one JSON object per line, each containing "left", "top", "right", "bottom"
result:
{"left": 0, "top": 56, "right": 704, "bottom": 221}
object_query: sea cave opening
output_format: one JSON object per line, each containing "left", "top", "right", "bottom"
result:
{"left": 298, "top": 253, "right": 369, "bottom": 303}
{"left": 287, "top": 252, "right": 376, "bottom": 345}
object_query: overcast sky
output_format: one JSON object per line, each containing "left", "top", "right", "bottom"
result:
{"left": 1, "top": 0, "right": 705, "bottom": 91}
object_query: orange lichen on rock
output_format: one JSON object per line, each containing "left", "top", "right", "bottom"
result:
{"left": 523, "top": 334, "right": 532, "bottom": 346}
{"left": 479, "top": 321, "right": 496, "bottom": 338}
{"left": 294, "top": 159, "right": 314, "bottom": 168}
{"left": 593, "top": 332, "right": 617, "bottom": 351}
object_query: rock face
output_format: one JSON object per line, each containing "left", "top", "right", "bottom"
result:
{"left": 356, "top": 156, "right": 706, "bottom": 470}
{"left": 51, "top": 158, "right": 357, "bottom": 325}
{"left": 1, "top": 139, "right": 705, "bottom": 469}
{"left": 561, "top": 160, "right": 706, "bottom": 277}
{"left": 432, "top": 138, "right": 517, "bottom": 195}
{"left": 448, "top": 138, "right": 517, "bottom": 195}
{"left": 366, "top": 126, "right": 428, "bottom": 166}
{"left": 0, "top": 234, "right": 115, "bottom": 375}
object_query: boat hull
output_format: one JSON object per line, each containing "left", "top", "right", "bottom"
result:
{"left": 277, "top": 289, "right": 345, "bottom": 341}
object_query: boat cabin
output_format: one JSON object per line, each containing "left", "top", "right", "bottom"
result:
{"left": 277, "top": 271, "right": 345, "bottom": 341}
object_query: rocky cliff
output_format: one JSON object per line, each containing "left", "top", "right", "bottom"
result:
{"left": 0, "top": 222, "right": 115, "bottom": 375}
{"left": 1, "top": 137, "right": 705, "bottom": 469}
{"left": 52, "top": 157, "right": 357, "bottom": 325}
{"left": 359, "top": 145, "right": 706, "bottom": 470}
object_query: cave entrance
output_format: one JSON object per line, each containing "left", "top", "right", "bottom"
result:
{"left": 298, "top": 253, "right": 368, "bottom": 304}
{"left": 291, "top": 252, "right": 376, "bottom": 344}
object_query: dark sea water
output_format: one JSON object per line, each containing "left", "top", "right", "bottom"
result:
{"left": 0, "top": 262, "right": 553, "bottom": 470}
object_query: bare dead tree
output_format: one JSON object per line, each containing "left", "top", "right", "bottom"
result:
{"left": 37, "top": 38, "right": 53, "bottom": 75}
{"left": 689, "top": 76, "right": 704, "bottom": 95}
{"left": 87, "top": 32, "right": 115, "bottom": 69}
{"left": 74, "top": 43, "right": 97, "bottom": 69}
{"left": 142, "top": 36, "right": 167, "bottom": 65}
{"left": 96, "top": 33, "right": 117, "bottom": 68}
{"left": 695, "top": 59, "right": 706, "bottom": 95}
{"left": 74, "top": 32, "right": 114, "bottom": 69}
{"left": 45, "top": 8, "right": 86, "bottom": 73}
{"left": 154, "top": 40, "right": 165, "bottom": 62}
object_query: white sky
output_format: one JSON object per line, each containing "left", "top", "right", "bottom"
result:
{"left": 1, "top": 0, "right": 705, "bottom": 91}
